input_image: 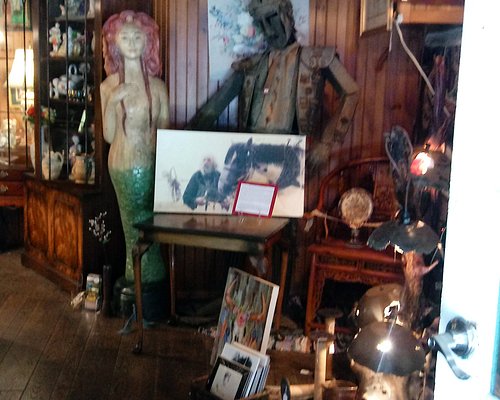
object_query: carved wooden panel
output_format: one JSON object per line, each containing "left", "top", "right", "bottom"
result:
{"left": 51, "top": 191, "right": 82, "bottom": 281}
{"left": 25, "top": 180, "right": 49, "bottom": 253}
{"left": 23, "top": 178, "right": 99, "bottom": 292}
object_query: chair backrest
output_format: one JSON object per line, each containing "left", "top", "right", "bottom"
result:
{"left": 310, "top": 157, "right": 400, "bottom": 241}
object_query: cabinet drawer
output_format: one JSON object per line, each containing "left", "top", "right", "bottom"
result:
{"left": 0, "top": 181, "right": 24, "bottom": 197}
{"left": 0, "top": 169, "right": 25, "bottom": 181}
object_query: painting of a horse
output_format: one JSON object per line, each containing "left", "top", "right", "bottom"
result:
{"left": 154, "top": 130, "right": 306, "bottom": 217}
{"left": 218, "top": 137, "right": 304, "bottom": 198}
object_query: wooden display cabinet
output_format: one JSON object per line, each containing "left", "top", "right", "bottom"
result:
{"left": 0, "top": 3, "right": 33, "bottom": 239}
{"left": 23, "top": 0, "right": 152, "bottom": 292}
{"left": 22, "top": 0, "right": 106, "bottom": 291}
{"left": 23, "top": 179, "right": 103, "bottom": 291}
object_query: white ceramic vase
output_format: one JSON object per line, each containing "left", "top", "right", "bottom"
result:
{"left": 42, "top": 151, "right": 64, "bottom": 180}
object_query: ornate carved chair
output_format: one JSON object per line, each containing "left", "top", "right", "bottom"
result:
{"left": 304, "top": 157, "right": 405, "bottom": 336}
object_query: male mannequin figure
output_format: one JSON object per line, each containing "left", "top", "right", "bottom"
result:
{"left": 187, "top": 0, "right": 359, "bottom": 167}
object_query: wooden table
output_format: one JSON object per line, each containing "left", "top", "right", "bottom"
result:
{"left": 132, "top": 213, "right": 290, "bottom": 353}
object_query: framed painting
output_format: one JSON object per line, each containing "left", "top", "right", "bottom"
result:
{"left": 360, "top": 0, "right": 392, "bottom": 36}
{"left": 1, "top": 0, "right": 31, "bottom": 30}
{"left": 207, "top": 0, "right": 310, "bottom": 81}
{"left": 153, "top": 129, "right": 306, "bottom": 218}
{"left": 210, "top": 268, "right": 279, "bottom": 365}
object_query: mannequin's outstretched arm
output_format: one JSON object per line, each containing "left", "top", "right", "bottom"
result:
{"left": 185, "top": 70, "right": 245, "bottom": 130}
{"left": 322, "top": 56, "right": 360, "bottom": 144}
{"left": 308, "top": 53, "right": 359, "bottom": 168}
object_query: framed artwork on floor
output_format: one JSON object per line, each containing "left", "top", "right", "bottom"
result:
{"left": 210, "top": 268, "right": 279, "bottom": 366}
{"left": 207, "top": 356, "right": 250, "bottom": 400}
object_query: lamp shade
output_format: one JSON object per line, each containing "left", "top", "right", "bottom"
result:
{"left": 8, "top": 48, "right": 34, "bottom": 88}
{"left": 367, "top": 219, "right": 440, "bottom": 254}
{"left": 410, "top": 148, "right": 451, "bottom": 192}
{"left": 348, "top": 321, "right": 425, "bottom": 376}
{"left": 355, "top": 283, "right": 403, "bottom": 328}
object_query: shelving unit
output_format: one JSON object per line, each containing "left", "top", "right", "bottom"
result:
{"left": 22, "top": 0, "right": 105, "bottom": 292}
{"left": 39, "top": 4, "right": 97, "bottom": 182}
{"left": 23, "top": 0, "right": 154, "bottom": 293}
{"left": 397, "top": 0, "right": 464, "bottom": 25}
{"left": 0, "top": 1, "right": 33, "bottom": 248}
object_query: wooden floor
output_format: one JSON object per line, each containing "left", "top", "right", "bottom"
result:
{"left": 0, "top": 248, "right": 337, "bottom": 400}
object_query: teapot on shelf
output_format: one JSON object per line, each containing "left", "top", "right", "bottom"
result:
{"left": 42, "top": 150, "right": 64, "bottom": 180}
{"left": 52, "top": 75, "right": 77, "bottom": 98}
{"left": 51, "top": 64, "right": 85, "bottom": 99}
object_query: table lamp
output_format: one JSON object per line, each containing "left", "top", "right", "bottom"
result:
{"left": 8, "top": 48, "right": 34, "bottom": 107}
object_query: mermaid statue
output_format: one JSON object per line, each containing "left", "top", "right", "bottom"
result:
{"left": 100, "top": 11, "right": 169, "bottom": 285}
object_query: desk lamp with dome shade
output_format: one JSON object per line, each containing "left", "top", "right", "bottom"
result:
{"left": 347, "top": 126, "right": 451, "bottom": 400}
{"left": 367, "top": 125, "right": 449, "bottom": 255}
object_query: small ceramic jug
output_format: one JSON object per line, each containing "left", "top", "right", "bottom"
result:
{"left": 72, "top": 155, "right": 91, "bottom": 184}
{"left": 42, "top": 151, "right": 64, "bottom": 180}
{"left": 72, "top": 155, "right": 86, "bottom": 183}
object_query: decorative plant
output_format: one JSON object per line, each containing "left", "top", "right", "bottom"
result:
{"left": 24, "top": 105, "right": 57, "bottom": 126}
{"left": 88, "top": 211, "right": 112, "bottom": 265}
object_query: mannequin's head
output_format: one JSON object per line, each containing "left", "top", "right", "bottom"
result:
{"left": 248, "top": 0, "right": 296, "bottom": 50}
{"left": 102, "top": 10, "right": 161, "bottom": 77}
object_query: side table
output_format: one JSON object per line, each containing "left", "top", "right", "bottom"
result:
{"left": 132, "top": 213, "right": 290, "bottom": 353}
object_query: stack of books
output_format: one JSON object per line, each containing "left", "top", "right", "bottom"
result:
{"left": 206, "top": 342, "right": 270, "bottom": 400}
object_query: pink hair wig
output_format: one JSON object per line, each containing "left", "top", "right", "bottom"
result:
{"left": 102, "top": 10, "right": 162, "bottom": 78}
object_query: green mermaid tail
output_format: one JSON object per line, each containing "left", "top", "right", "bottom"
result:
{"left": 110, "top": 166, "right": 166, "bottom": 284}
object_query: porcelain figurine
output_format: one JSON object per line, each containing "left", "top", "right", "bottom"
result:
{"left": 69, "top": 134, "right": 82, "bottom": 167}
{"left": 52, "top": 75, "right": 77, "bottom": 97}
{"left": 49, "top": 22, "right": 62, "bottom": 56}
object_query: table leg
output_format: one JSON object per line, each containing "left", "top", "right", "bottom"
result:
{"left": 305, "top": 253, "right": 318, "bottom": 337}
{"left": 168, "top": 243, "right": 177, "bottom": 322}
{"left": 274, "top": 248, "right": 288, "bottom": 330}
{"left": 132, "top": 240, "right": 152, "bottom": 354}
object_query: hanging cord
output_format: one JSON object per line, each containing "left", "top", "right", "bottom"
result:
{"left": 393, "top": 14, "right": 435, "bottom": 96}
{"left": 384, "top": 130, "right": 414, "bottom": 181}
{"left": 384, "top": 130, "right": 414, "bottom": 223}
